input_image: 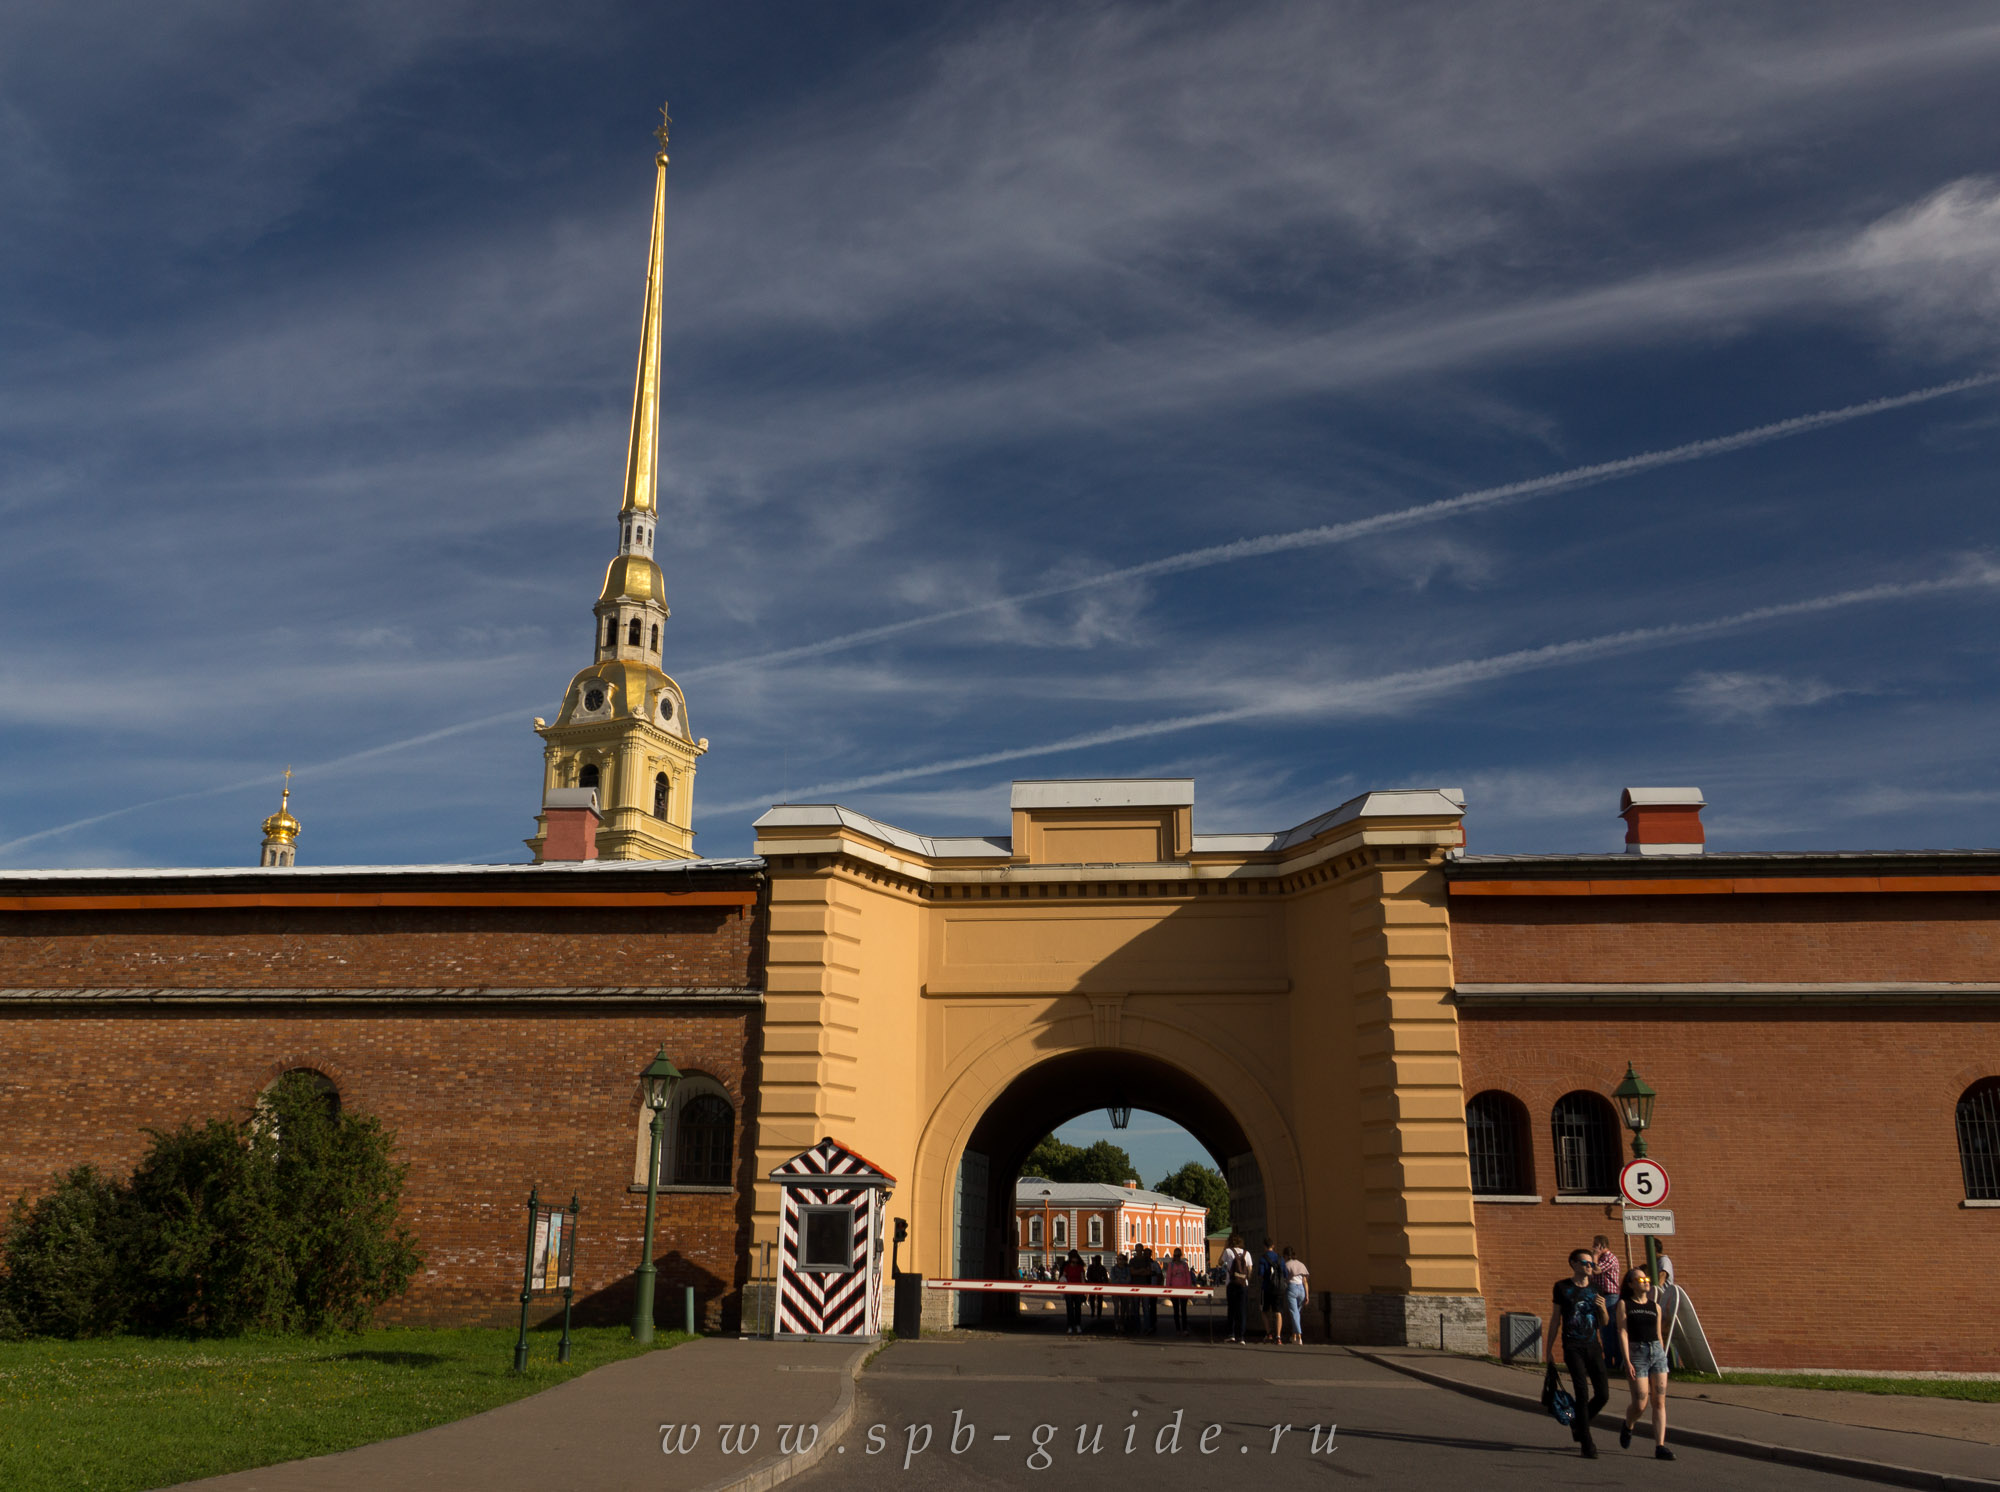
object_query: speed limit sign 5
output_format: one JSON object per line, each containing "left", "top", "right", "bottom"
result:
{"left": 1620, "top": 1159, "right": 1670, "bottom": 1207}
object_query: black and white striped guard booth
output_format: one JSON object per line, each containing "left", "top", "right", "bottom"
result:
{"left": 771, "top": 1137, "right": 898, "bottom": 1340}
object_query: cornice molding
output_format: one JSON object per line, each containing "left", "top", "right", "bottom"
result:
{"left": 0, "top": 985, "right": 765, "bottom": 1007}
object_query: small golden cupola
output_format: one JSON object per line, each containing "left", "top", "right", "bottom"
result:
{"left": 527, "top": 106, "right": 708, "bottom": 864}
{"left": 259, "top": 768, "right": 301, "bottom": 868}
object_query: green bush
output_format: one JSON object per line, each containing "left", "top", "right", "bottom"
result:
{"left": 0, "top": 1165, "right": 131, "bottom": 1338}
{"left": 0, "top": 1074, "right": 423, "bottom": 1339}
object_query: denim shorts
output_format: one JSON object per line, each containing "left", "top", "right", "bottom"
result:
{"left": 1629, "top": 1340, "right": 1670, "bottom": 1378}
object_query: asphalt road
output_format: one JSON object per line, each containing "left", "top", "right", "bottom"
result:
{"left": 789, "top": 1318, "right": 1873, "bottom": 1491}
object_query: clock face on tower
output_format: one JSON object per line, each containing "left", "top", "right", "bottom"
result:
{"left": 658, "top": 694, "right": 674, "bottom": 722}
{"left": 583, "top": 688, "right": 606, "bottom": 712}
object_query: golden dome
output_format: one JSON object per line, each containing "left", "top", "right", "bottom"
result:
{"left": 598, "top": 554, "right": 667, "bottom": 606}
{"left": 261, "top": 777, "right": 300, "bottom": 844}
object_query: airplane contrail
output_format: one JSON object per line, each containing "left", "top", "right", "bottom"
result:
{"left": 707, "top": 560, "right": 2000, "bottom": 813}
{"left": 4, "top": 376, "right": 1991, "bottom": 857}
{"left": 681, "top": 374, "right": 1998, "bottom": 680}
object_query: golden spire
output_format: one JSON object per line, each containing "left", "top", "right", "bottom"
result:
{"left": 619, "top": 105, "right": 671, "bottom": 518}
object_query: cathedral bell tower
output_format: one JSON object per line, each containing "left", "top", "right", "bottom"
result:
{"left": 527, "top": 108, "right": 708, "bottom": 863}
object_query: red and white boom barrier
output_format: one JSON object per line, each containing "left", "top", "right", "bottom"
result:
{"left": 923, "top": 1278, "right": 1212, "bottom": 1298}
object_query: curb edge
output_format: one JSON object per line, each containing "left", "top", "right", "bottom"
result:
{"left": 1350, "top": 1350, "right": 2000, "bottom": 1492}
{"left": 694, "top": 1342, "right": 872, "bottom": 1492}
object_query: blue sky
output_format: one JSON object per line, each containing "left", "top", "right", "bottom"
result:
{"left": 6, "top": 2, "right": 2000, "bottom": 870}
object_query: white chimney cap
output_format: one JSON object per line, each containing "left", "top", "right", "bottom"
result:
{"left": 1620, "top": 787, "right": 1704, "bottom": 809}
{"left": 544, "top": 788, "right": 601, "bottom": 812}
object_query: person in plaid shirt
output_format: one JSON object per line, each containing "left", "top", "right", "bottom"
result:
{"left": 1592, "top": 1235, "right": 1625, "bottom": 1370}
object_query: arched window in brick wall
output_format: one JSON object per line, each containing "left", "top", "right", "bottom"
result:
{"left": 1028, "top": 1215, "right": 1042, "bottom": 1246}
{"left": 1052, "top": 1215, "right": 1067, "bottom": 1247}
{"left": 634, "top": 1074, "right": 734, "bottom": 1188}
{"left": 674, "top": 1093, "right": 733, "bottom": 1186}
{"left": 1960, "top": 1078, "right": 2000, "bottom": 1201}
{"left": 1087, "top": 1215, "right": 1103, "bottom": 1248}
{"left": 1551, "top": 1091, "right": 1620, "bottom": 1196}
{"left": 1465, "top": 1090, "right": 1532, "bottom": 1195}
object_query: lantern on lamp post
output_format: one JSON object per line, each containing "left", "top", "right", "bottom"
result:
{"left": 631, "top": 1047, "right": 683, "bottom": 1342}
{"left": 1611, "top": 1062, "right": 1663, "bottom": 1282}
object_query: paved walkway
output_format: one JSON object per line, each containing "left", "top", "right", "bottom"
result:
{"left": 168, "top": 1338, "right": 866, "bottom": 1492}
{"left": 1358, "top": 1345, "right": 2000, "bottom": 1488}
{"left": 162, "top": 1327, "right": 2000, "bottom": 1492}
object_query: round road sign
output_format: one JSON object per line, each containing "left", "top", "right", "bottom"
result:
{"left": 1619, "top": 1158, "right": 1670, "bottom": 1207}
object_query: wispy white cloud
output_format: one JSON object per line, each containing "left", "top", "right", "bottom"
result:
{"left": 1677, "top": 670, "right": 1847, "bottom": 723}
{"left": 711, "top": 559, "right": 2000, "bottom": 813}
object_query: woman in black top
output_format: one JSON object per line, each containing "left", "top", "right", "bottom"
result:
{"left": 1616, "top": 1270, "right": 1674, "bottom": 1459}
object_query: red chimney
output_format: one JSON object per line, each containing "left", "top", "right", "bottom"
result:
{"left": 1123, "top": 1179, "right": 1138, "bottom": 1189}
{"left": 1620, "top": 787, "right": 1705, "bottom": 855}
{"left": 541, "top": 787, "right": 601, "bottom": 862}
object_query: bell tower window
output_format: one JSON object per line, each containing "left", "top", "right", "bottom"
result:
{"left": 650, "top": 623, "right": 660, "bottom": 652}
{"left": 578, "top": 763, "right": 600, "bottom": 791}
{"left": 603, "top": 617, "right": 616, "bottom": 649}
{"left": 627, "top": 617, "right": 642, "bottom": 646}
{"left": 654, "top": 773, "right": 668, "bottom": 817}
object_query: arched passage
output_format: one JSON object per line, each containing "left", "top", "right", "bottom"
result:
{"left": 937, "top": 1046, "right": 1278, "bottom": 1326}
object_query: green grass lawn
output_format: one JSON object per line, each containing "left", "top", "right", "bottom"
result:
{"left": 0, "top": 1325, "right": 689, "bottom": 1492}
{"left": 1674, "top": 1370, "right": 2000, "bottom": 1402}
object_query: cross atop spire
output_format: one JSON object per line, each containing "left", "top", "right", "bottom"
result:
{"left": 655, "top": 100, "right": 672, "bottom": 156}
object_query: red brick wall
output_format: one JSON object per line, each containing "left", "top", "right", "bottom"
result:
{"left": 1461, "top": 1006, "right": 1997, "bottom": 1371}
{"left": 1453, "top": 884, "right": 2000, "bottom": 1371}
{"left": 0, "top": 895, "right": 765, "bottom": 1330}
{"left": 0, "top": 903, "right": 755, "bottom": 988}
{"left": 1453, "top": 891, "right": 2000, "bottom": 984}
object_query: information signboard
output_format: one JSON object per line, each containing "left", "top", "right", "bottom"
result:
{"left": 1621, "top": 1207, "right": 1675, "bottom": 1235}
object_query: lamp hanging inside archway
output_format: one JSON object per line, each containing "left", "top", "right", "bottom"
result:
{"left": 1106, "top": 1105, "right": 1132, "bottom": 1130}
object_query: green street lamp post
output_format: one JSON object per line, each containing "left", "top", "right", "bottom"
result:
{"left": 631, "top": 1047, "right": 683, "bottom": 1342}
{"left": 1611, "top": 1062, "right": 1662, "bottom": 1282}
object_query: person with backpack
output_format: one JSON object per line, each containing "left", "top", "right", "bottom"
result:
{"left": 1220, "top": 1233, "right": 1253, "bottom": 1343}
{"left": 1549, "top": 1246, "right": 1612, "bottom": 1458}
{"left": 1257, "top": 1238, "right": 1283, "bottom": 1342}
{"left": 1085, "top": 1253, "right": 1109, "bottom": 1325}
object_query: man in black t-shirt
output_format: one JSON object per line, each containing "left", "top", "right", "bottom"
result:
{"left": 1549, "top": 1247, "right": 1612, "bottom": 1458}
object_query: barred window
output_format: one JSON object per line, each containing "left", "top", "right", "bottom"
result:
{"left": 1551, "top": 1092, "right": 1620, "bottom": 1196}
{"left": 1466, "top": 1090, "right": 1530, "bottom": 1194}
{"left": 674, "top": 1094, "right": 733, "bottom": 1186}
{"left": 1960, "top": 1078, "right": 2000, "bottom": 1201}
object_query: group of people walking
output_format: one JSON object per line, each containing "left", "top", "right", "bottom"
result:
{"left": 1053, "top": 1245, "right": 1201, "bottom": 1334}
{"left": 1216, "top": 1234, "right": 1309, "bottom": 1344}
{"left": 1042, "top": 1235, "right": 1310, "bottom": 1342}
{"left": 1550, "top": 1234, "right": 1674, "bottom": 1460}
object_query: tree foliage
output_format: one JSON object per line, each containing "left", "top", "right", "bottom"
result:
{"left": 0, "top": 1165, "right": 130, "bottom": 1338}
{"left": 1018, "top": 1134, "right": 1139, "bottom": 1186}
{"left": 0, "top": 1072, "right": 422, "bottom": 1339}
{"left": 1152, "top": 1161, "right": 1230, "bottom": 1233}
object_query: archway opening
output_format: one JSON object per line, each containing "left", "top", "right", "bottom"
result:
{"left": 952, "top": 1048, "right": 1263, "bottom": 1329}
